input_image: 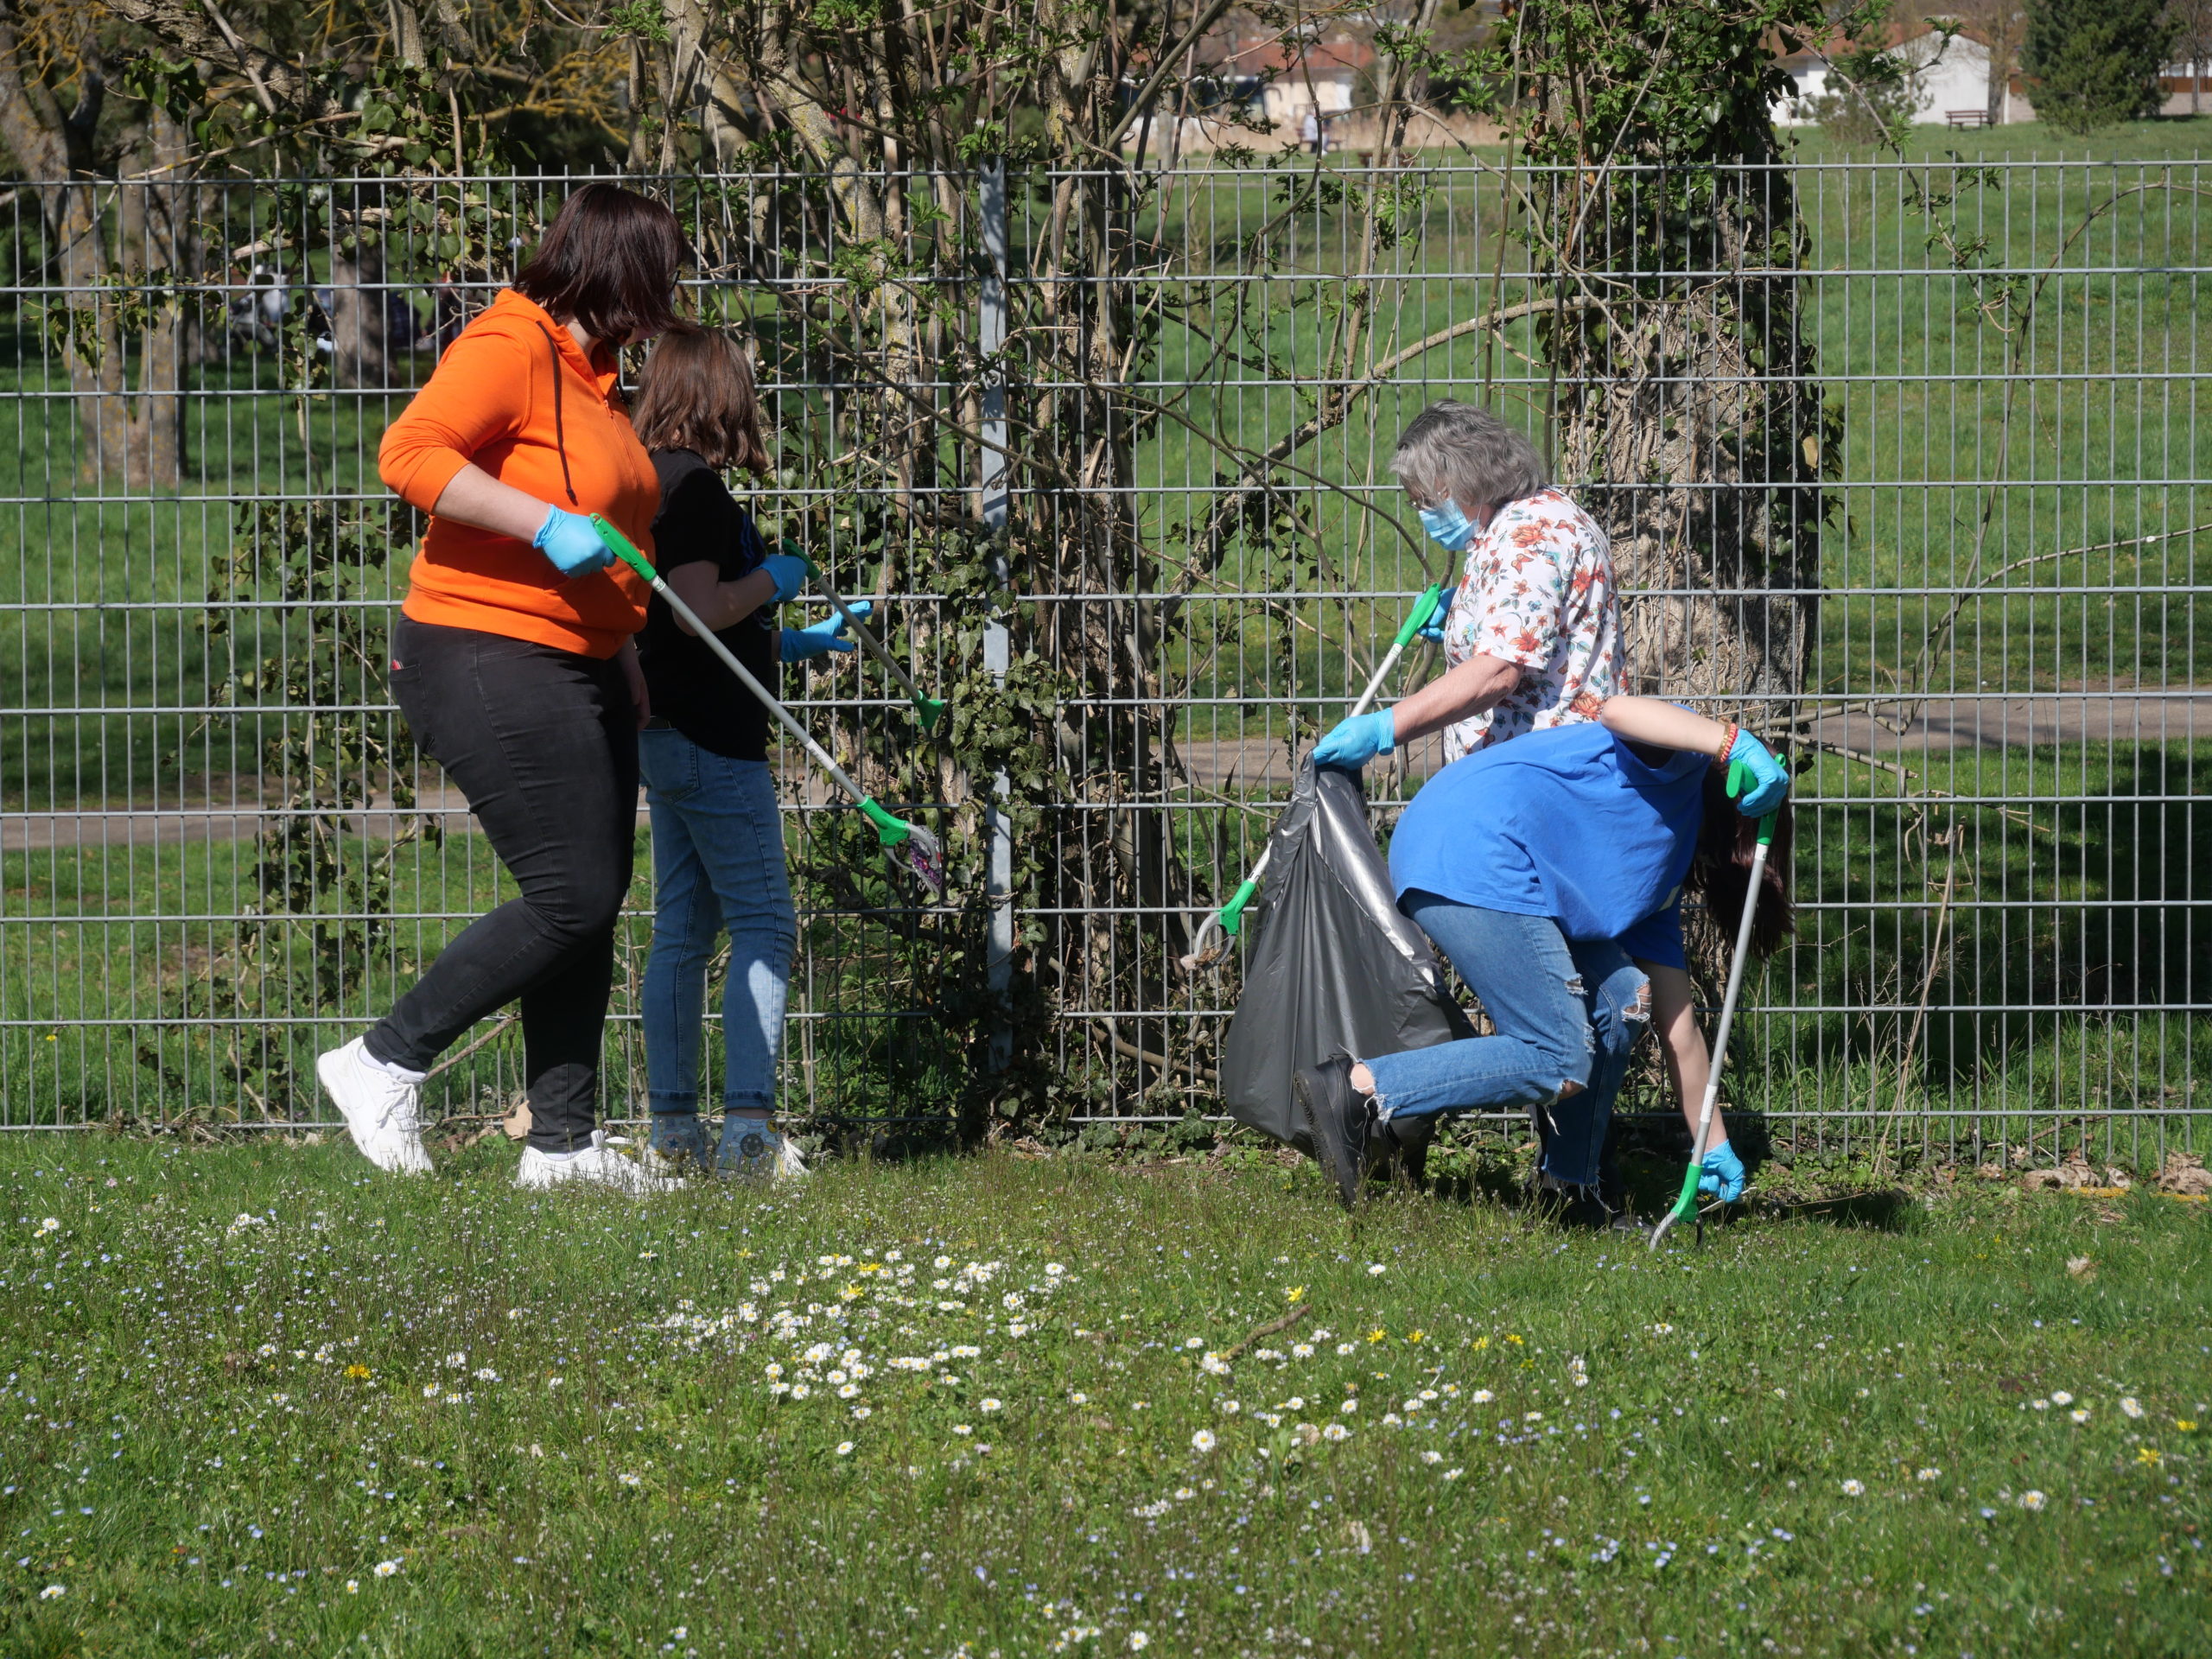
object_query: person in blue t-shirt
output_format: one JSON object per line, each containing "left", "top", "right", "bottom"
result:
{"left": 1294, "top": 696, "right": 1795, "bottom": 1224}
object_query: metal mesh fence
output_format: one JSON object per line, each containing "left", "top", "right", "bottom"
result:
{"left": 0, "top": 157, "right": 2203, "bottom": 1164}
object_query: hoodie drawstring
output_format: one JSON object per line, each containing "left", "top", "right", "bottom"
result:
{"left": 534, "top": 321, "right": 580, "bottom": 506}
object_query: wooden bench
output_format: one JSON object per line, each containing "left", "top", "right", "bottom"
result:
{"left": 1945, "top": 109, "right": 1992, "bottom": 129}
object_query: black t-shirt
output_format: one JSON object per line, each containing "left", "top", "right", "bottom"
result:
{"left": 638, "top": 448, "right": 779, "bottom": 761}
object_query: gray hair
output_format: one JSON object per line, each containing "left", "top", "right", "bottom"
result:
{"left": 1389, "top": 401, "right": 1549, "bottom": 516}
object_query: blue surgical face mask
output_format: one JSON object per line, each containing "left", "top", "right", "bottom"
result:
{"left": 1418, "top": 499, "right": 1478, "bottom": 552}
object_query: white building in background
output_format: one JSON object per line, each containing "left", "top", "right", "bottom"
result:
{"left": 1775, "top": 29, "right": 2036, "bottom": 127}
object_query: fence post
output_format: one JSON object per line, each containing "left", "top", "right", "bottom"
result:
{"left": 979, "top": 159, "right": 1014, "bottom": 1071}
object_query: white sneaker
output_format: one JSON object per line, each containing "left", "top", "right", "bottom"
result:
{"left": 315, "top": 1038, "right": 433, "bottom": 1176}
{"left": 514, "top": 1130, "right": 677, "bottom": 1195}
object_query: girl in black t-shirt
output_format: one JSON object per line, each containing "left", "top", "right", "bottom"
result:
{"left": 628, "top": 326, "right": 863, "bottom": 1175}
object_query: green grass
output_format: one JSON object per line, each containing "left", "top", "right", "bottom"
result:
{"left": 0, "top": 1141, "right": 2206, "bottom": 1655}
{"left": 0, "top": 817, "right": 967, "bottom": 1130}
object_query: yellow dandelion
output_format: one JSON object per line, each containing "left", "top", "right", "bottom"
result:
{"left": 1367, "top": 1328, "right": 1387, "bottom": 1344}
{"left": 1284, "top": 1285, "right": 1306, "bottom": 1304}
{"left": 2137, "top": 1446, "right": 2162, "bottom": 1467}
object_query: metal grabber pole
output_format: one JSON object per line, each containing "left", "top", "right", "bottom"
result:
{"left": 1179, "top": 582, "right": 1446, "bottom": 971}
{"left": 590, "top": 516, "right": 946, "bottom": 898}
{"left": 1649, "top": 774, "right": 1777, "bottom": 1251}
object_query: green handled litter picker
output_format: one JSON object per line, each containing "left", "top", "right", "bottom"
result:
{"left": 779, "top": 542, "right": 949, "bottom": 735}
{"left": 592, "top": 516, "right": 946, "bottom": 899}
{"left": 1649, "top": 766, "right": 1777, "bottom": 1251}
{"left": 1180, "top": 582, "right": 1446, "bottom": 971}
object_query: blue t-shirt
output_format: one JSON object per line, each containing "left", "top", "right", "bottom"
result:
{"left": 1385, "top": 723, "right": 1707, "bottom": 968}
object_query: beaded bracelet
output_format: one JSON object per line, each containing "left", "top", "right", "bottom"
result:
{"left": 1712, "top": 719, "right": 1738, "bottom": 771}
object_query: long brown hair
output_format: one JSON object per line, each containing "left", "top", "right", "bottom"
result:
{"left": 515, "top": 182, "right": 685, "bottom": 347}
{"left": 631, "top": 323, "right": 772, "bottom": 474}
{"left": 1686, "top": 769, "right": 1795, "bottom": 959}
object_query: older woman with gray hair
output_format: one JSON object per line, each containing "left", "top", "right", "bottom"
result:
{"left": 1313, "top": 400, "right": 1624, "bottom": 769}
{"left": 1309, "top": 400, "right": 1637, "bottom": 1221}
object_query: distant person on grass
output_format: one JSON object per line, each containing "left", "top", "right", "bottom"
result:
{"left": 626, "top": 325, "right": 862, "bottom": 1179}
{"left": 317, "top": 182, "right": 683, "bottom": 1194}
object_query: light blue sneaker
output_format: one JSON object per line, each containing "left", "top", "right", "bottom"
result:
{"left": 717, "top": 1115, "right": 806, "bottom": 1180}
{"left": 645, "top": 1111, "right": 710, "bottom": 1175}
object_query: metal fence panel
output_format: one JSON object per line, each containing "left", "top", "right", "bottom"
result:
{"left": 0, "top": 158, "right": 2202, "bottom": 1166}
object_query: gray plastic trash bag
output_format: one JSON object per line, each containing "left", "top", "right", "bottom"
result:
{"left": 1219, "top": 760, "right": 1472, "bottom": 1150}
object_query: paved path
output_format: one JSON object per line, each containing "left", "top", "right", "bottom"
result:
{"left": 1173, "top": 688, "right": 2212, "bottom": 791}
{"left": 5, "top": 688, "right": 2207, "bottom": 854}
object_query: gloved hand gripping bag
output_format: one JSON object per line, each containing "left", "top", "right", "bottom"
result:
{"left": 1218, "top": 761, "right": 1473, "bottom": 1153}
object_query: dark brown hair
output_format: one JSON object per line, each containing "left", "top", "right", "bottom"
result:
{"left": 515, "top": 183, "right": 685, "bottom": 348}
{"left": 1687, "top": 769, "right": 1795, "bottom": 960}
{"left": 632, "top": 324, "right": 772, "bottom": 474}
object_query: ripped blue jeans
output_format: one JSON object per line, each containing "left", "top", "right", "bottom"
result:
{"left": 639, "top": 731, "right": 796, "bottom": 1136}
{"left": 1358, "top": 893, "right": 1649, "bottom": 1189}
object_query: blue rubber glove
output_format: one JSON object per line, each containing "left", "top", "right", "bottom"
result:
{"left": 780, "top": 601, "right": 871, "bottom": 663}
{"left": 1311, "top": 709, "right": 1396, "bottom": 770}
{"left": 758, "top": 554, "right": 812, "bottom": 605}
{"left": 1698, "top": 1139, "right": 1746, "bottom": 1203}
{"left": 533, "top": 505, "right": 613, "bottom": 577}
{"left": 1416, "top": 618, "right": 1446, "bottom": 645}
{"left": 1727, "top": 729, "right": 1790, "bottom": 817}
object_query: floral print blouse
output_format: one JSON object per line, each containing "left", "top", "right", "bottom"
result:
{"left": 1434, "top": 486, "right": 1624, "bottom": 763}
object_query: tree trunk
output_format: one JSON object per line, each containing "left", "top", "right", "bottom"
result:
{"left": 0, "top": 34, "right": 185, "bottom": 490}
{"left": 44, "top": 176, "right": 181, "bottom": 492}
{"left": 121, "top": 105, "right": 194, "bottom": 486}
{"left": 1529, "top": 45, "right": 1829, "bottom": 721}
{"left": 1555, "top": 260, "right": 1825, "bottom": 709}
{"left": 328, "top": 236, "right": 391, "bottom": 391}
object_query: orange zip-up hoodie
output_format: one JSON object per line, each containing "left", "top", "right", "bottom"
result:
{"left": 379, "top": 289, "right": 658, "bottom": 658}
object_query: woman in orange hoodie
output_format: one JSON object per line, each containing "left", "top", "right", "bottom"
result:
{"left": 319, "top": 183, "right": 804, "bottom": 1192}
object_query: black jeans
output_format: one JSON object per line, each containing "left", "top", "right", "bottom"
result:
{"left": 369, "top": 616, "right": 639, "bottom": 1152}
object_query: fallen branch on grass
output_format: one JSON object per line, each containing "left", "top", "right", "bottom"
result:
{"left": 1219, "top": 1301, "right": 1310, "bottom": 1362}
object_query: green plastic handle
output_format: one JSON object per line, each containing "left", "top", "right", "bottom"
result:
{"left": 1217, "top": 875, "right": 1262, "bottom": 938}
{"left": 1392, "top": 583, "right": 1446, "bottom": 650}
{"left": 591, "top": 515, "right": 659, "bottom": 584}
{"left": 1726, "top": 757, "right": 1780, "bottom": 845}
{"left": 857, "top": 797, "right": 913, "bottom": 849}
{"left": 1664, "top": 1163, "right": 1700, "bottom": 1224}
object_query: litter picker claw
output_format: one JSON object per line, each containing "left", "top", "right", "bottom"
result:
{"left": 1180, "top": 582, "right": 1446, "bottom": 971}
{"left": 1649, "top": 766, "right": 1776, "bottom": 1251}
{"left": 592, "top": 516, "right": 945, "bottom": 899}
{"left": 782, "top": 541, "right": 949, "bottom": 734}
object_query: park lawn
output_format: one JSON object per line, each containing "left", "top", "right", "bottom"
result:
{"left": 0, "top": 1141, "right": 2205, "bottom": 1656}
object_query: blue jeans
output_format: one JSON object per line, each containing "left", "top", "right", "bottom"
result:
{"left": 640, "top": 730, "right": 797, "bottom": 1135}
{"left": 1360, "top": 893, "right": 1649, "bottom": 1189}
